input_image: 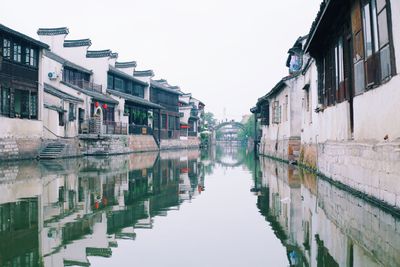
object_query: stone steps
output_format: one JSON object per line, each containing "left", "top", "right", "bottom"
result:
{"left": 39, "top": 143, "right": 66, "bottom": 159}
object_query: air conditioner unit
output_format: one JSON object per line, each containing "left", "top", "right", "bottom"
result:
{"left": 48, "top": 72, "right": 58, "bottom": 80}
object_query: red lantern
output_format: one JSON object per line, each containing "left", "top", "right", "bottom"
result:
{"left": 103, "top": 103, "right": 108, "bottom": 109}
{"left": 95, "top": 101, "right": 99, "bottom": 108}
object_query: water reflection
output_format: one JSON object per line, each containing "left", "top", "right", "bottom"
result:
{"left": 0, "top": 147, "right": 399, "bottom": 266}
{"left": 257, "top": 157, "right": 400, "bottom": 267}
{"left": 0, "top": 150, "right": 206, "bottom": 267}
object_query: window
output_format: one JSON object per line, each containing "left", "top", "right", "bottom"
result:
{"left": 30, "top": 48, "right": 37, "bottom": 67}
{"left": 114, "top": 77, "right": 124, "bottom": 91}
{"left": 283, "top": 95, "right": 288, "bottom": 122}
{"left": 272, "top": 101, "right": 281, "bottom": 124}
{"left": 13, "top": 43, "right": 21, "bottom": 62}
{"left": 3, "top": 39, "right": 11, "bottom": 59}
{"left": 362, "top": 0, "right": 393, "bottom": 86}
{"left": 133, "top": 84, "right": 144, "bottom": 98}
{"left": 25, "top": 47, "right": 30, "bottom": 65}
{"left": 161, "top": 114, "right": 167, "bottom": 129}
{"left": 168, "top": 116, "right": 175, "bottom": 131}
{"left": 107, "top": 74, "right": 114, "bottom": 89}
{"left": 126, "top": 81, "right": 133, "bottom": 94}
{"left": 68, "top": 103, "right": 75, "bottom": 121}
{"left": 58, "top": 111, "right": 65, "bottom": 126}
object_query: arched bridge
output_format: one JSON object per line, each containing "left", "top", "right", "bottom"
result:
{"left": 212, "top": 121, "right": 246, "bottom": 142}
{"left": 213, "top": 121, "right": 245, "bottom": 131}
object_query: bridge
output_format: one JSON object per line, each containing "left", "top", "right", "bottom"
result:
{"left": 211, "top": 120, "right": 245, "bottom": 142}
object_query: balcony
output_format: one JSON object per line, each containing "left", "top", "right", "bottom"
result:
{"left": 67, "top": 79, "right": 103, "bottom": 93}
{"left": 79, "top": 118, "right": 127, "bottom": 135}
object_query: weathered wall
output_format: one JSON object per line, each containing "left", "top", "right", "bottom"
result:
{"left": 318, "top": 140, "right": 400, "bottom": 208}
{"left": 160, "top": 137, "right": 200, "bottom": 150}
{"left": 260, "top": 137, "right": 300, "bottom": 162}
{"left": 81, "top": 134, "right": 160, "bottom": 156}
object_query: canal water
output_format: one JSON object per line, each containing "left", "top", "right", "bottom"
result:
{"left": 0, "top": 145, "right": 399, "bottom": 267}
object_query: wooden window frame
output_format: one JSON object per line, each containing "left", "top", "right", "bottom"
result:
{"left": 361, "top": 0, "right": 396, "bottom": 89}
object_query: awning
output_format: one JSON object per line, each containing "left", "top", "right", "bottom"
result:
{"left": 107, "top": 89, "right": 164, "bottom": 109}
{"left": 108, "top": 66, "right": 148, "bottom": 86}
{"left": 44, "top": 83, "right": 83, "bottom": 103}
{"left": 61, "top": 81, "right": 119, "bottom": 104}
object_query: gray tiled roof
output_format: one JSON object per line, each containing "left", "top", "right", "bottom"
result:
{"left": 107, "top": 89, "right": 163, "bottom": 109}
{"left": 257, "top": 74, "right": 298, "bottom": 104}
{"left": 86, "top": 50, "right": 112, "bottom": 58}
{"left": 37, "top": 27, "right": 69, "bottom": 36}
{"left": 44, "top": 83, "right": 83, "bottom": 103}
{"left": 109, "top": 66, "right": 148, "bottom": 86}
{"left": 61, "top": 81, "right": 119, "bottom": 104}
{"left": 150, "top": 80, "right": 182, "bottom": 95}
{"left": 154, "top": 79, "right": 167, "bottom": 83}
{"left": 115, "top": 61, "right": 137, "bottom": 68}
{"left": 0, "top": 24, "right": 49, "bottom": 49}
{"left": 133, "top": 70, "right": 154, "bottom": 77}
{"left": 110, "top": 52, "right": 118, "bottom": 59}
{"left": 64, "top": 39, "right": 92, "bottom": 47}
{"left": 44, "top": 50, "right": 92, "bottom": 74}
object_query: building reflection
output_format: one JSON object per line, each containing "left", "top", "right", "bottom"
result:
{"left": 0, "top": 149, "right": 206, "bottom": 267}
{"left": 257, "top": 157, "right": 400, "bottom": 267}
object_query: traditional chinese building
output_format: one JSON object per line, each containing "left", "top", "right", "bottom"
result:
{"left": 0, "top": 24, "right": 48, "bottom": 160}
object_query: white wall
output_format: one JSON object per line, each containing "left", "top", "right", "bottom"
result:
{"left": 0, "top": 117, "right": 43, "bottom": 139}
{"left": 353, "top": 75, "right": 400, "bottom": 141}
{"left": 38, "top": 34, "right": 67, "bottom": 54}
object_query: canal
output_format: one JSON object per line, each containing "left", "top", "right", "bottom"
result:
{"left": 0, "top": 145, "right": 399, "bottom": 267}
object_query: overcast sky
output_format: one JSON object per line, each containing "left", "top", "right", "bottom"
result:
{"left": 1, "top": 0, "right": 321, "bottom": 121}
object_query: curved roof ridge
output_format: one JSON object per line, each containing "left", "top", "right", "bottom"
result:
{"left": 115, "top": 61, "right": 137, "bottom": 68}
{"left": 134, "top": 70, "right": 155, "bottom": 77}
{"left": 64, "top": 39, "right": 92, "bottom": 47}
{"left": 37, "top": 27, "right": 69, "bottom": 36}
{"left": 86, "top": 49, "right": 112, "bottom": 58}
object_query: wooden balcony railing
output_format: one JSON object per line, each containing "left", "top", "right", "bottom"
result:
{"left": 79, "top": 118, "right": 127, "bottom": 135}
{"left": 67, "top": 79, "right": 103, "bottom": 93}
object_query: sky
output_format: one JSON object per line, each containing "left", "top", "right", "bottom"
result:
{"left": 0, "top": 0, "right": 321, "bottom": 122}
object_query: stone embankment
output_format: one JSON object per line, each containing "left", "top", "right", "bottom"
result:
{"left": 0, "top": 135, "right": 201, "bottom": 161}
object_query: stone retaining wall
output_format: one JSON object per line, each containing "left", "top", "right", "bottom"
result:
{"left": 259, "top": 136, "right": 301, "bottom": 162}
{"left": 0, "top": 138, "right": 42, "bottom": 161}
{"left": 160, "top": 137, "right": 200, "bottom": 150}
{"left": 317, "top": 140, "right": 400, "bottom": 208}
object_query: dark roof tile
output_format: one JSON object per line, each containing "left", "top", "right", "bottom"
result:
{"left": 115, "top": 61, "right": 137, "bottom": 68}
{"left": 37, "top": 27, "right": 69, "bottom": 36}
{"left": 64, "top": 39, "right": 92, "bottom": 47}
{"left": 86, "top": 49, "right": 112, "bottom": 58}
